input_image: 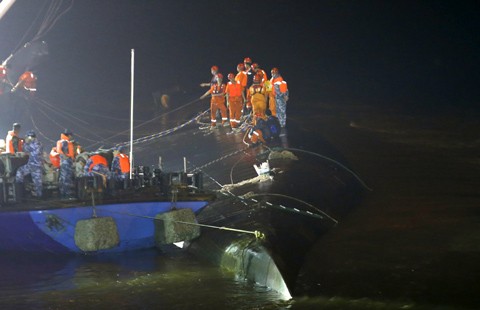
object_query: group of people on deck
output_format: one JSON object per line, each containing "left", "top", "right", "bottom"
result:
{"left": 199, "top": 57, "right": 289, "bottom": 145}
{"left": 2, "top": 123, "right": 130, "bottom": 200}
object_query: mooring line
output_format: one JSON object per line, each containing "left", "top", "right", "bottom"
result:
{"left": 103, "top": 209, "right": 265, "bottom": 239}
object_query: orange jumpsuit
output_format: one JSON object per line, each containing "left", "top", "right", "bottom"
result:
{"left": 247, "top": 83, "right": 267, "bottom": 121}
{"left": 225, "top": 81, "right": 243, "bottom": 128}
{"left": 235, "top": 71, "right": 247, "bottom": 90}
{"left": 264, "top": 80, "right": 275, "bottom": 116}
{"left": 207, "top": 83, "right": 227, "bottom": 127}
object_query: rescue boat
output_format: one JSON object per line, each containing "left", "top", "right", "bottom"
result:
{"left": 0, "top": 152, "right": 215, "bottom": 254}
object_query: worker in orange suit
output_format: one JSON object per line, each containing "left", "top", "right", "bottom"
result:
{"left": 5, "top": 123, "right": 23, "bottom": 154}
{"left": 247, "top": 73, "right": 267, "bottom": 124}
{"left": 200, "top": 73, "right": 228, "bottom": 128}
{"left": 11, "top": 71, "right": 37, "bottom": 97}
{"left": 235, "top": 63, "right": 247, "bottom": 90}
{"left": 264, "top": 77, "right": 275, "bottom": 117}
{"left": 235, "top": 63, "right": 248, "bottom": 116}
{"left": 225, "top": 73, "right": 245, "bottom": 130}
{"left": 251, "top": 63, "right": 267, "bottom": 84}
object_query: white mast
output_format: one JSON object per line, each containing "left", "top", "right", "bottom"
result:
{"left": 0, "top": 0, "right": 16, "bottom": 21}
{"left": 129, "top": 49, "right": 134, "bottom": 179}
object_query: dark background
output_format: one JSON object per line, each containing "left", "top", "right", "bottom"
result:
{"left": 1, "top": 0, "right": 479, "bottom": 134}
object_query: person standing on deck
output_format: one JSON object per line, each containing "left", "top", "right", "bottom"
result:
{"left": 243, "top": 57, "right": 253, "bottom": 88}
{"left": 56, "top": 129, "right": 75, "bottom": 199}
{"left": 200, "top": 65, "right": 219, "bottom": 88}
{"left": 16, "top": 130, "right": 44, "bottom": 197}
{"left": 111, "top": 146, "right": 130, "bottom": 181}
{"left": 225, "top": 73, "right": 245, "bottom": 130}
{"left": 270, "top": 67, "right": 289, "bottom": 128}
{"left": 5, "top": 123, "right": 23, "bottom": 154}
{"left": 247, "top": 73, "right": 267, "bottom": 124}
{"left": 200, "top": 73, "right": 228, "bottom": 129}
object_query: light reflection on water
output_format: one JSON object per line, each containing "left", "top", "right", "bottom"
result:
{"left": 0, "top": 249, "right": 291, "bottom": 309}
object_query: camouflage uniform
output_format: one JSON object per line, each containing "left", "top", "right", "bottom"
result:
{"left": 84, "top": 158, "right": 110, "bottom": 178}
{"left": 16, "top": 139, "right": 44, "bottom": 197}
{"left": 111, "top": 155, "right": 126, "bottom": 181}
{"left": 274, "top": 83, "right": 289, "bottom": 128}
{"left": 58, "top": 141, "right": 74, "bottom": 197}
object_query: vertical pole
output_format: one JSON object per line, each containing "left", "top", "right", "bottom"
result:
{"left": 184, "top": 157, "right": 187, "bottom": 173}
{"left": 129, "top": 49, "right": 134, "bottom": 179}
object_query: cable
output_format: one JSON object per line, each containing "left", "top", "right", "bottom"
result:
{"left": 279, "top": 147, "right": 373, "bottom": 192}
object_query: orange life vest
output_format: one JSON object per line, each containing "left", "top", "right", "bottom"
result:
{"left": 6, "top": 130, "right": 23, "bottom": 154}
{"left": 88, "top": 154, "right": 108, "bottom": 172}
{"left": 271, "top": 76, "right": 288, "bottom": 95}
{"left": 56, "top": 134, "right": 75, "bottom": 159}
{"left": 116, "top": 153, "right": 130, "bottom": 173}
{"left": 49, "top": 147, "right": 60, "bottom": 168}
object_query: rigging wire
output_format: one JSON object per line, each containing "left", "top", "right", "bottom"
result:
{"left": 86, "top": 97, "right": 205, "bottom": 149}
{"left": 31, "top": 0, "right": 74, "bottom": 42}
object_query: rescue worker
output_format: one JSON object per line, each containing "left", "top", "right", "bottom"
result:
{"left": 84, "top": 153, "right": 110, "bottom": 177}
{"left": 11, "top": 71, "right": 37, "bottom": 97}
{"left": 235, "top": 63, "right": 247, "bottom": 90}
{"left": 200, "top": 65, "right": 219, "bottom": 87}
{"left": 243, "top": 57, "right": 253, "bottom": 88}
{"left": 225, "top": 73, "right": 245, "bottom": 130}
{"left": 74, "top": 146, "right": 89, "bottom": 177}
{"left": 264, "top": 77, "right": 275, "bottom": 117}
{"left": 235, "top": 63, "right": 248, "bottom": 116}
{"left": 247, "top": 125, "right": 266, "bottom": 146}
{"left": 16, "top": 130, "right": 44, "bottom": 197}
{"left": 247, "top": 73, "right": 267, "bottom": 123}
{"left": 5, "top": 123, "right": 23, "bottom": 154}
{"left": 56, "top": 129, "right": 75, "bottom": 199}
{"left": 247, "top": 114, "right": 280, "bottom": 147}
{"left": 270, "top": 68, "right": 289, "bottom": 128}
{"left": 200, "top": 73, "right": 228, "bottom": 128}
{"left": 251, "top": 63, "right": 267, "bottom": 84}
{"left": 111, "top": 146, "right": 130, "bottom": 181}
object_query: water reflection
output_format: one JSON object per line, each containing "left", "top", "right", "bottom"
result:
{"left": 0, "top": 249, "right": 288, "bottom": 309}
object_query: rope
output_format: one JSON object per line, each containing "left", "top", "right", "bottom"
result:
{"left": 279, "top": 147, "right": 373, "bottom": 191}
{"left": 104, "top": 209, "right": 265, "bottom": 240}
{"left": 114, "top": 109, "right": 210, "bottom": 148}
{"left": 248, "top": 193, "right": 338, "bottom": 224}
{"left": 190, "top": 146, "right": 249, "bottom": 172}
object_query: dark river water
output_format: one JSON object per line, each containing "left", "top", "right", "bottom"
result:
{"left": 0, "top": 250, "right": 290, "bottom": 309}
{"left": 1, "top": 97, "right": 478, "bottom": 310}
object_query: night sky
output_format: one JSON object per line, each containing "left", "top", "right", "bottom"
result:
{"left": 1, "top": 0, "right": 479, "bottom": 121}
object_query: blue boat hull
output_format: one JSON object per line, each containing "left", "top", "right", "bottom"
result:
{"left": 0, "top": 201, "right": 208, "bottom": 254}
